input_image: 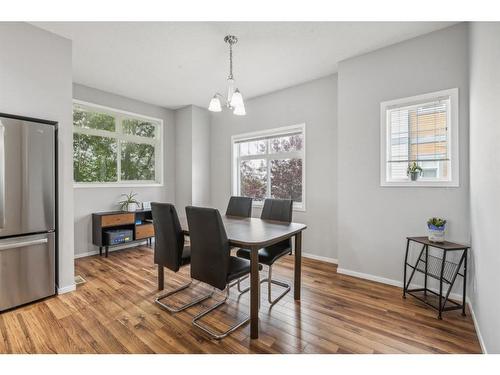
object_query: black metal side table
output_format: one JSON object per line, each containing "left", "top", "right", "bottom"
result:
{"left": 403, "top": 236, "right": 469, "bottom": 319}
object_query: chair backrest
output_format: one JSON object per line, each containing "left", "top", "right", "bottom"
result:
{"left": 151, "top": 202, "right": 184, "bottom": 272}
{"left": 186, "top": 206, "right": 230, "bottom": 290}
{"left": 260, "top": 199, "right": 293, "bottom": 223}
{"left": 225, "top": 196, "right": 253, "bottom": 218}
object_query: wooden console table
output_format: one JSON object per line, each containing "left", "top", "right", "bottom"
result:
{"left": 92, "top": 209, "right": 154, "bottom": 257}
{"left": 403, "top": 237, "right": 469, "bottom": 319}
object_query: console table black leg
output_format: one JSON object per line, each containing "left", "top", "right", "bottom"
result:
{"left": 403, "top": 239, "right": 410, "bottom": 298}
{"left": 424, "top": 245, "right": 428, "bottom": 296}
{"left": 462, "top": 249, "right": 468, "bottom": 316}
{"left": 105, "top": 246, "right": 109, "bottom": 258}
{"left": 99, "top": 246, "right": 102, "bottom": 256}
{"left": 438, "top": 250, "right": 447, "bottom": 320}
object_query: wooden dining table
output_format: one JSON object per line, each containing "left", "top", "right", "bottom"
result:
{"left": 178, "top": 215, "right": 307, "bottom": 339}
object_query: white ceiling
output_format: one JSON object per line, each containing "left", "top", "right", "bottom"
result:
{"left": 32, "top": 22, "right": 456, "bottom": 109}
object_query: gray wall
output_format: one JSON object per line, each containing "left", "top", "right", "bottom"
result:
{"left": 192, "top": 106, "right": 211, "bottom": 206}
{"left": 469, "top": 22, "right": 500, "bottom": 354}
{"left": 174, "top": 106, "right": 193, "bottom": 210}
{"left": 337, "top": 24, "right": 470, "bottom": 284}
{"left": 0, "top": 23, "right": 75, "bottom": 291}
{"left": 73, "top": 84, "right": 175, "bottom": 256}
{"left": 174, "top": 105, "right": 211, "bottom": 210}
{"left": 210, "top": 75, "right": 338, "bottom": 260}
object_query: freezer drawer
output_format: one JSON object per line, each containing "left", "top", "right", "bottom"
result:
{"left": 0, "top": 233, "right": 55, "bottom": 311}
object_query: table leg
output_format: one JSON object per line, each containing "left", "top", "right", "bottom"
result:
{"left": 403, "top": 239, "right": 410, "bottom": 298}
{"left": 250, "top": 247, "right": 260, "bottom": 339}
{"left": 438, "top": 250, "right": 447, "bottom": 320}
{"left": 158, "top": 265, "right": 164, "bottom": 291}
{"left": 294, "top": 231, "right": 302, "bottom": 300}
{"left": 462, "top": 249, "right": 467, "bottom": 316}
{"left": 105, "top": 246, "right": 109, "bottom": 258}
{"left": 424, "top": 245, "right": 428, "bottom": 296}
{"left": 99, "top": 246, "right": 102, "bottom": 257}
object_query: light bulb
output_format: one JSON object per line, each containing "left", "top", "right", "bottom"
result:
{"left": 230, "top": 89, "right": 244, "bottom": 108}
{"left": 208, "top": 95, "right": 222, "bottom": 112}
{"left": 233, "top": 102, "right": 246, "bottom": 116}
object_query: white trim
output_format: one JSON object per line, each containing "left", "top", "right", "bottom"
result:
{"left": 336, "top": 267, "right": 465, "bottom": 302}
{"left": 231, "top": 123, "right": 306, "bottom": 211}
{"left": 72, "top": 99, "right": 164, "bottom": 187}
{"left": 468, "top": 300, "right": 487, "bottom": 354}
{"left": 57, "top": 284, "right": 76, "bottom": 294}
{"left": 380, "top": 88, "right": 459, "bottom": 187}
{"left": 74, "top": 241, "right": 153, "bottom": 259}
{"left": 302, "top": 252, "right": 338, "bottom": 264}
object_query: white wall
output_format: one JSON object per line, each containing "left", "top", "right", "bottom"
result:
{"left": 73, "top": 84, "right": 175, "bottom": 256}
{"left": 469, "top": 22, "right": 500, "bottom": 354}
{"left": 210, "top": 75, "right": 338, "bottom": 260}
{"left": 192, "top": 106, "right": 211, "bottom": 206}
{"left": 337, "top": 24, "right": 470, "bottom": 285}
{"left": 0, "top": 23, "right": 75, "bottom": 291}
{"left": 175, "top": 105, "right": 211, "bottom": 211}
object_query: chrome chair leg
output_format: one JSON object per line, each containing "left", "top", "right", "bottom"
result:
{"left": 155, "top": 279, "right": 215, "bottom": 313}
{"left": 260, "top": 265, "right": 290, "bottom": 306}
{"left": 192, "top": 285, "right": 250, "bottom": 340}
{"left": 228, "top": 275, "right": 250, "bottom": 293}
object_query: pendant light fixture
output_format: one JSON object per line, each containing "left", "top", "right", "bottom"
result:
{"left": 208, "top": 35, "right": 246, "bottom": 116}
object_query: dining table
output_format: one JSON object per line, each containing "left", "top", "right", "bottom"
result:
{"left": 177, "top": 214, "right": 307, "bottom": 339}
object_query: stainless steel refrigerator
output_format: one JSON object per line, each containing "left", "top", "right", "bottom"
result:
{"left": 0, "top": 114, "right": 56, "bottom": 312}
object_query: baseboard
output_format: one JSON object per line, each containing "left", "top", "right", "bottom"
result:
{"left": 336, "top": 267, "right": 464, "bottom": 303}
{"left": 57, "top": 284, "right": 76, "bottom": 294}
{"left": 74, "top": 240, "right": 153, "bottom": 259}
{"left": 302, "top": 252, "right": 338, "bottom": 264}
{"left": 467, "top": 299, "right": 487, "bottom": 354}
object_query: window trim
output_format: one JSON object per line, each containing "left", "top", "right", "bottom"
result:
{"left": 231, "top": 123, "right": 306, "bottom": 211}
{"left": 380, "top": 88, "right": 459, "bottom": 187}
{"left": 73, "top": 99, "right": 164, "bottom": 188}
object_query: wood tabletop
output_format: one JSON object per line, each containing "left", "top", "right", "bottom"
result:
{"left": 407, "top": 236, "right": 469, "bottom": 250}
{"left": 179, "top": 215, "right": 307, "bottom": 249}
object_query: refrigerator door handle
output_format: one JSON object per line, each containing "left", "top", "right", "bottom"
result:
{"left": 0, "top": 121, "right": 4, "bottom": 229}
{"left": 0, "top": 238, "right": 48, "bottom": 251}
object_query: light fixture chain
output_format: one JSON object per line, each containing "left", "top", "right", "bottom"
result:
{"left": 228, "top": 42, "right": 233, "bottom": 80}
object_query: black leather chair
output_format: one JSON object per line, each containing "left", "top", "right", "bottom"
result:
{"left": 225, "top": 196, "right": 253, "bottom": 218}
{"left": 151, "top": 202, "right": 213, "bottom": 313}
{"left": 236, "top": 199, "right": 293, "bottom": 306}
{"left": 186, "top": 206, "right": 260, "bottom": 339}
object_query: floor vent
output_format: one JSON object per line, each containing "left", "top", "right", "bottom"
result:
{"left": 75, "top": 275, "right": 87, "bottom": 285}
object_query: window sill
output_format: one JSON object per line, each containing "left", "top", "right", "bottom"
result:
{"left": 74, "top": 183, "right": 164, "bottom": 189}
{"left": 252, "top": 203, "right": 306, "bottom": 212}
{"left": 380, "top": 180, "right": 459, "bottom": 188}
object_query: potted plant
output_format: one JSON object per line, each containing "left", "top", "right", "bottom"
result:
{"left": 407, "top": 162, "right": 423, "bottom": 181}
{"left": 119, "top": 192, "right": 140, "bottom": 212}
{"left": 427, "top": 217, "right": 446, "bottom": 243}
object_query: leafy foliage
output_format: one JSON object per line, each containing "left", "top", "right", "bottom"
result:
{"left": 121, "top": 142, "right": 155, "bottom": 181}
{"left": 119, "top": 191, "right": 140, "bottom": 211}
{"left": 73, "top": 108, "right": 115, "bottom": 132}
{"left": 73, "top": 133, "right": 117, "bottom": 182}
{"left": 427, "top": 217, "right": 446, "bottom": 228}
{"left": 407, "top": 161, "right": 423, "bottom": 176}
{"left": 239, "top": 134, "right": 303, "bottom": 202}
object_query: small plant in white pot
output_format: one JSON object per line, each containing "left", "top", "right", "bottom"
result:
{"left": 407, "top": 162, "right": 423, "bottom": 181}
{"left": 427, "top": 217, "right": 446, "bottom": 243}
{"left": 119, "top": 192, "right": 140, "bottom": 212}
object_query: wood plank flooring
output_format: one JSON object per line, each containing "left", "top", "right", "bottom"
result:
{"left": 0, "top": 246, "right": 481, "bottom": 353}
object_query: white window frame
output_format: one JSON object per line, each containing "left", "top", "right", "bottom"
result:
{"left": 231, "top": 123, "right": 306, "bottom": 211}
{"left": 73, "top": 100, "right": 164, "bottom": 188}
{"left": 380, "top": 88, "right": 459, "bottom": 187}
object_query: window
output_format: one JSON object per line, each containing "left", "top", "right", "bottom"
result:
{"left": 73, "top": 101, "right": 163, "bottom": 186}
{"left": 380, "top": 88, "right": 459, "bottom": 187}
{"left": 232, "top": 124, "right": 305, "bottom": 210}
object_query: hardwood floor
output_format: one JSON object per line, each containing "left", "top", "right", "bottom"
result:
{"left": 0, "top": 246, "right": 481, "bottom": 354}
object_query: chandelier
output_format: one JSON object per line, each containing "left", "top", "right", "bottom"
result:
{"left": 208, "top": 35, "right": 246, "bottom": 116}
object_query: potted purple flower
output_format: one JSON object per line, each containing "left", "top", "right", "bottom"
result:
{"left": 427, "top": 217, "right": 446, "bottom": 243}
